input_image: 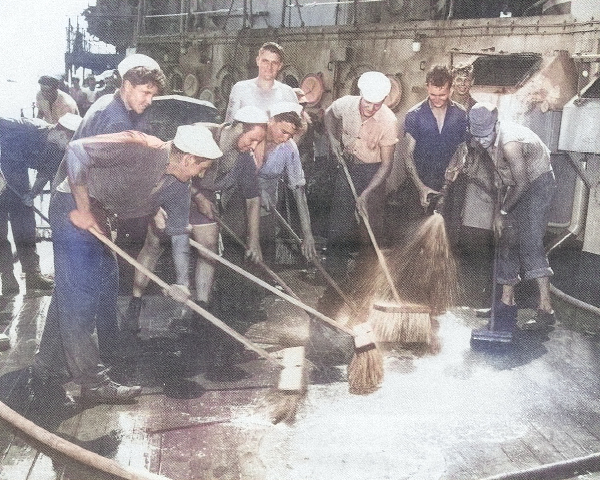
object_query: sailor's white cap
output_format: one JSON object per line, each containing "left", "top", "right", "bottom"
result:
{"left": 173, "top": 124, "right": 222, "bottom": 159}
{"left": 269, "top": 101, "right": 303, "bottom": 118}
{"left": 233, "top": 105, "right": 269, "bottom": 124}
{"left": 117, "top": 53, "right": 161, "bottom": 77}
{"left": 57, "top": 113, "right": 83, "bottom": 132}
{"left": 357, "top": 71, "right": 391, "bottom": 103}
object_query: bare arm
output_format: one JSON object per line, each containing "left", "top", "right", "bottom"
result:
{"left": 500, "top": 141, "right": 529, "bottom": 213}
{"left": 245, "top": 196, "right": 263, "bottom": 262}
{"left": 291, "top": 186, "right": 316, "bottom": 260}
{"left": 405, "top": 133, "right": 439, "bottom": 207}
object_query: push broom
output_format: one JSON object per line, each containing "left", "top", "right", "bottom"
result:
{"left": 190, "top": 238, "right": 384, "bottom": 395}
{"left": 470, "top": 188, "right": 513, "bottom": 346}
{"left": 337, "top": 155, "right": 432, "bottom": 344}
{"left": 87, "top": 227, "right": 307, "bottom": 423}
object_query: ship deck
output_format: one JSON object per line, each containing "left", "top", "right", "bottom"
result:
{"left": 2, "top": 233, "right": 600, "bottom": 480}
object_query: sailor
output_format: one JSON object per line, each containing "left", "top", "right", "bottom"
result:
{"left": 52, "top": 53, "right": 166, "bottom": 361}
{"left": 224, "top": 42, "right": 298, "bottom": 122}
{"left": 36, "top": 75, "right": 79, "bottom": 124}
{"left": 469, "top": 102, "right": 556, "bottom": 332}
{"left": 123, "top": 106, "right": 269, "bottom": 337}
{"left": 323, "top": 71, "right": 399, "bottom": 281}
{"left": 30, "top": 124, "right": 221, "bottom": 405}
{"left": 404, "top": 65, "right": 467, "bottom": 215}
{"left": 72, "top": 53, "right": 165, "bottom": 140}
{"left": 256, "top": 101, "right": 317, "bottom": 264}
{"left": 0, "top": 112, "right": 82, "bottom": 295}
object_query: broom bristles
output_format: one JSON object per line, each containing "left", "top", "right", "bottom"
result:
{"left": 270, "top": 390, "right": 306, "bottom": 424}
{"left": 368, "top": 303, "right": 432, "bottom": 344}
{"left": 347, "top": 346, "right": 384, "bottom": 395}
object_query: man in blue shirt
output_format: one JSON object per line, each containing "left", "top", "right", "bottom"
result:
{"left": 0, "top": 113, "right": 81, "bottom": 295}
{"left": 404, "top": 65, "right": 467, "bottom": 213}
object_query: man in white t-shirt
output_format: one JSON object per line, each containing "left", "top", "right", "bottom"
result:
{"left": 225, "top": 42, "right": 298, "bottom": 122}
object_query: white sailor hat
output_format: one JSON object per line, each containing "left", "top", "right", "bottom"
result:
{"left": 173, "top": 124, "right": 222, "bottom": 159}
{"left": 117, "top": 53, "right": 161, "bottom": 77}
{"left": 269, "top": 101, "right": 303, "bottom": 118}
{"left": 357, "top": 71, "right": 391, "bottom": 103}
{"left": 233, "top": 105, "right": 269, "bottom": 124}
{"left": 57, "top": 113, "right": 83, "bottom": 132}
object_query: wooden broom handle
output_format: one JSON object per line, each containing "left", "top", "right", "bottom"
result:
{"left": 88, "top": 228, "right": 282, "bottom": 368}
{"left": 271, "top": 208, "right": 359, "bottom": 314}
{"left": 337, "top": 155, "right": 402, "bottom": 304}
{"left": 0, "top": 400, "right": 168, "bottom": 480}
{"left": 190, "top": 238, "right": 356, "bottom": 337}
{"left": 213, "top": 215, "right": 301, "bottom": 301}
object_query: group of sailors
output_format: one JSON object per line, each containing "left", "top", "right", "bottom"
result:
{"left": 0, "top": 40, "right": 556, "bottom": 406}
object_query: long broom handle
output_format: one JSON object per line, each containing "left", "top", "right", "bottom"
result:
{"left": 213, "top": 215, "right": 301, "bottom": 301}
{"left": 190, "top": 238, "right": 356, "bottom": 337}
{"left": 271, "top": 208, "right": 359, "bottom": 314}
{"left": 337, "top": 155, "right": 402, "bottom": 304}
{"left": 88, "top": 228, "right": 282, "bottom": 368}
{"left": 0, "top": 400, "right": 169, "bottom": 480}
{"left": 3, "top": 181, "right": 51, "bottom": 224}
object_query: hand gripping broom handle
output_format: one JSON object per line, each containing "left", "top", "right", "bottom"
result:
{"left": 213, "top": 215, "right": 301, "bottom": 301}
{"left": 88, "top": 227, "right": 282, "bottom": 368}
{"left": 337, "top": 155, "right": 402, "bottom": 304}
{"left": 190, "top": 238, "right": 356, "bottom": 338}
{"left": 271, "top": 207, "right": 360, "bottom": 314}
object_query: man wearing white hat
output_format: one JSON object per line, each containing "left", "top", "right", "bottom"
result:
{"left": 72, "top": 53, "right": 165, "bottom": 140}
{"left": 31, "top": 124, "right": 221, "bottom": 405}
{"left": 323, "top": 71, "right": 398, "bottom": 282}
{"left": 0, "top": 112, "right": 82, "bottom": 295}
{"left": 225, "top": 42, "right": 298, "bottom": 122}
{"left": 124, "top": 106, "right": 269, "bottom": 339}
{"left": 49, "top": 53, "right": 166, "bottom": 362}
{"left": 255, "top": 101, "right": 316, "bottom": 264}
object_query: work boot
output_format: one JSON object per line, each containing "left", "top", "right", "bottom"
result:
{"left": 25, "top": 272, "right": 54, "bottom": 291}
{"left": 122, "top": 296, "right": 143, "bottom": 334}
{"left": 80, "top": 380, "right": 142, "bottom": 404}
{"left": 2, "top": 272, "right": 20, "bottom": 295}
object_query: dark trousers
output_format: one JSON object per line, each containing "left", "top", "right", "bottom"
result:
{"left": 34, "top": 192, "right": 117, "bottom": 385}
{"left": 0, "top": 170, "right": 40, "bottom": 275}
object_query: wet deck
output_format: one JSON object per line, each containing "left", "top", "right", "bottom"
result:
{"left": 1, "top": 234, "right": 600, "bottom": 479}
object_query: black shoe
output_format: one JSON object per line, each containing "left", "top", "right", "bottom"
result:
{"left": 122, "top": 297, "right": 142, "bottom": 334}
{"left": 2, "top": 272, "right": 20, "bottom": 295}
{"left": 27, "top": 366, "right": 74, "bottom": 407}
{"left": 25, "top": 272, "right": 54, "bottom": 291}
{"left": 80, "top": 380, "right": 142, "bottom": 404}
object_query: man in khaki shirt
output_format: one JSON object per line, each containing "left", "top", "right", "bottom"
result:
{"left": 324, "top": 71, "right": 398, "bottom": 281}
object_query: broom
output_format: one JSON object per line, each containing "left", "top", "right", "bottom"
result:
{"left": 88, "top": 227, "right": 306, "bottom": 423}
{"left": 190, "top": 238, "right": 383, "bottom": 395}
{"left": 336, "top": 155, "right": 432, "bottom": 344}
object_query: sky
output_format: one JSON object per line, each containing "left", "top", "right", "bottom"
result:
{"left": 0, "top": 0, "right": 96, "bottom": 117}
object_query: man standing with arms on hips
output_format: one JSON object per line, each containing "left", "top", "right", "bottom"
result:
{"left": 31, "top": 125, "right": 222, "bottom": 405}
{"left": 468, "top": 102, "right": 556, "bottom": 332}
{"left": 323, "top": 71, "right": 399, "bottom": 282}
{"left": 404, "top": 65, "right": 467, "bottom": 214}
{"left": 225, "top": 42, "right": 298, "bottom": 122}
